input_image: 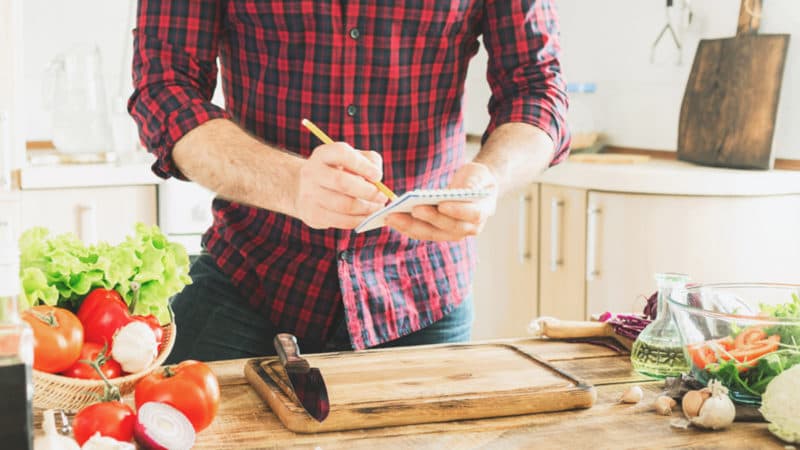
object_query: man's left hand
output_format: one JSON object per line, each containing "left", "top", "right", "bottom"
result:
{"left": 385, "top": 162, "right": 498, "bottom": 241}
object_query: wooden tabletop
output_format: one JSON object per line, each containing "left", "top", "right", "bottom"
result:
{"left": 193, "top": 338, "right": 785, "bottom": 449}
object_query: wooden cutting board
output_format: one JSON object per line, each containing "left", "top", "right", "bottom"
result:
{"left": 244, "top": 343, "right": 596, "bottom": 433}
{"left": 677, "top": 0, "right": 790, "bottom": 170}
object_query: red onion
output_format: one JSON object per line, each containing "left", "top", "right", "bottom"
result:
{"left": 600, "top": 312, "right": 651, "bottom": 340}
{"left": 134, "top": 402, "right": 196, "bottom": 450}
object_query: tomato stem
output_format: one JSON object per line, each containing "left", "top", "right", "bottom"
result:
{"left": 163, "top": 365, "right": 175, "bottom": 378}
{"left": 87, "top": 351, "right": 122, "bottom": 402}
{"left": 29, "top": 309, "right": 60, "bottom": 328}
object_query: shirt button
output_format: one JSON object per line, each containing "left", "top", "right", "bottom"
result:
{"left": 349, "top": 28, "right": 360, "bottom": 40}
{"left": 346, "top": 104, "right": 358, "bottom": 117}
{"left": 338, "top": 250, "right": 350, "bottom": 262}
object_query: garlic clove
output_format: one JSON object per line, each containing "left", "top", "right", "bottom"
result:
{"left": 681, "top": 389, "right": 705, "bottom": 418}
{"left": 687, "top": 380, "right": 737, "bottom": 430}
{"left": 620, "top": 385, "right": 644, "bottom": 404}
{"left": 654, "top": 395, "right": 677, "bottom": 415}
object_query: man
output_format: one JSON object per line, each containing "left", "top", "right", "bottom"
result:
{"left": 129, "top": 0, "right": 569, "bottom": 362}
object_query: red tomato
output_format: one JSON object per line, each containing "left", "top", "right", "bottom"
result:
{"left": 60, "top": 342, "right": 122, "bottom": 380}
{"left": 132, "top": 314, "right": 165, "bottom": 350}
{"left": 687, "top": 343, "right": 716, "bottom": 369}
{"left": 135, "top": 360, "right": 220, "bottom": 431}
{"left": 730, "top": 334, "right": 781, "bottom": 372}
{"left": 22, "top": 306, "right": 83, "bottom": 373}
{"left": 72, "top": 401, "right": 136, "bottom": 446}
{"left": 77, "top": 288, "right": 133, "bottom": 347}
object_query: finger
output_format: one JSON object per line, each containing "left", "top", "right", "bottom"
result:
{"left": 437, "top": 201, "right": 484, "bottom": 224}
{"left": 386, "top": 213, "right": 465, "bottom": 242}
{"left": 315, "top": 143, "right": 383, "bottom": 181}
{"left": 305, "top": 207, "right": 367, "bottom": 230}
{"left": 315, "top": 165, "right": 388, "bottom": 202}
{"left": 361, "top": 150, "right": 383, "bottom": 168}
{"left": 316, "top": 187, "right": 385, "bottom": 216}
{"left": 410, "top": 205, "right": 479, "bottom": 237}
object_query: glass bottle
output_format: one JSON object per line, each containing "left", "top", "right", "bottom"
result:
{"left": 630, "top": 272, "right": 690, "bottom": 379}
{"left": 0, "top": 220, "right": 33, "bottom": 449}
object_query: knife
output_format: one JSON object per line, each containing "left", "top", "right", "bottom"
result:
{"left": 273, "top": 333, "right": 330, "bottom": 422}
{"left": 529, "top": 317, "right": 634, "bottom": 351}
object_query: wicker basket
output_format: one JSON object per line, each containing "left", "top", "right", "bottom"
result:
{"left": 32, "top": 320, "right": 176, "bottom": 412}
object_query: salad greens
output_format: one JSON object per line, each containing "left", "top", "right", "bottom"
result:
{"left": 19, "top": 223, "right": 191, "bottom": 324}
{"left": 761, "top": 293, "right": 800, "bottom": 345}
{"left": 700, "top": 293, "right": 800, "bottom": 397}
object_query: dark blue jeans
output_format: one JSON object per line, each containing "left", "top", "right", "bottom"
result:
{"left": 165, "top": 254, "right": 474, "bottom": 363}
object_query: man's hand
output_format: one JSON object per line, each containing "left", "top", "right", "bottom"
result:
{"left": 294, "top": 143, "right": 388, "bottom": 229}
{"left": 385, "top": 162, "right": 498, "bottom": 241}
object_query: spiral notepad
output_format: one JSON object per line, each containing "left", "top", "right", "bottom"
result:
{"left": 355, "top": 188, "right": 491, "bottom": 233}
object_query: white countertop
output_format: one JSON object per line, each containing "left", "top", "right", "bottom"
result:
{"left": 16, "top": 145, "right": 800, "bottom": 197}
{"left": 19, "top": 154, "right": 162, "bottom": 189}
{"left": 536, "top": 158, "right": 800, "bottom": 196}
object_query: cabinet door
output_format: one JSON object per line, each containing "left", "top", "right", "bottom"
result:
{"left": 21, "top": 186, "right": 157, "bottom": 244}
{"left": 585, "top": 192, "right": 800, "bottom": 317}
{"left": 472, "top": 184, "right": 538, "bottom": 340}
{"left": 538, "top": 184, "right": 587, "bottom": 320}
{"left": 0, "top": 194, "right": 21, "bottom": 238}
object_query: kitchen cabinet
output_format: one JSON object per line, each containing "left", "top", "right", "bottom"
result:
{"left": 21, "top": 185, "right": 157, "bottom": 244}
{"left": 471, "top": 184, "right": 538, "bottom": 340}
{"left": 0, "top": 193, "right": 21, "bottom": 237}
{"left": 538, "top": 187, "right": 800, "bottom": 320}
{"left": 538, "top": 185, "right": 587, "bottom": 321}
{"left": 582, "top": 191, "right": 800, "bottom": 317}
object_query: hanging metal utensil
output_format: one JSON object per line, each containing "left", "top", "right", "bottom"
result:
{"left": 650, "top": 0, "right": 684, "bottom": 65}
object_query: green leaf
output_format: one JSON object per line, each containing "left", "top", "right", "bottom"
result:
{"left": 18, "top": 223, "right": 191, "bottom": 322}
{"left": 20, "top": 267, "right": 59, "bottom": 306}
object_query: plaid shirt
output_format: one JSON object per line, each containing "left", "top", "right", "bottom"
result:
{"left": 129, "top": 0, "right": 569, "bottom": 350}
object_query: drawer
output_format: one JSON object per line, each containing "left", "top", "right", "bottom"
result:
{"left": 21, "top": 185, "right": 157, "bottom": 244}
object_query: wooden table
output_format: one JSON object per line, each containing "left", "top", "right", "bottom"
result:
{"left": 194, "top": 338, "right": 784, "bottom": 449}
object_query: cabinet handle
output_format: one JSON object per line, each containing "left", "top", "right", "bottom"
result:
{"left": 586, "top": 206, "right": 601, "bottom": 281}
{"left": 518, "top": 194, "right": 532, "bottom": 263}
{"left": 550, "top": 199, "right": 564, "bottom": 272}
{"left": 78, "top": 203, "right": 97, "bottom": 244}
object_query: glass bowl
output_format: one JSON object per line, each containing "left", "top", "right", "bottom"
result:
{"left": 668, "top": 283, "right": 800, "bottom": 406}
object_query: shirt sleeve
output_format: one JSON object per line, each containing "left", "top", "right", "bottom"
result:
{"left": 481, "top": 0, "right": 571, "bottom": 165}
{"left": 127, "top": 0, "right": 230, "bottom": 180}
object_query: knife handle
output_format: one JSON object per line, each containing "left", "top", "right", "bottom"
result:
{"left": 530, "top": 317, "right": 612, "bottom": 339}
{"left": 274, "top": 333, "right": 310, "bottom": 372}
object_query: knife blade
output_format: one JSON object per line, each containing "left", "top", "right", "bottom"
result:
{"left": 273, "top": 333, "right": 330, "bottom": 422}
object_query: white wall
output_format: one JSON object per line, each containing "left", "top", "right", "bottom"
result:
{"left": 22, "top": 0, "right": 800, "bottom": 159}
{"left": 23, "top": 0, "right": 135, "bottom": 143}
{"left": 463, "top": 0, "right": 800, "bottom": 159}
{"left": 1, "top": 0, "right": 26, "bottom": 171}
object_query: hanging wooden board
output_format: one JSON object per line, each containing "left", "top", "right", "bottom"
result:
{"left": 244, "top": 343, "right": 596, "bottom": 433}
{"left": 677, "top": 0, "right": 790, "bottom": 170}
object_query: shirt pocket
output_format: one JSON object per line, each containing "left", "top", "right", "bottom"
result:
{"left": 228, "top": 1, "right": 318, "bottom": 41}
{"left": 398, "top": 0, "right": 479, "bottom": 39}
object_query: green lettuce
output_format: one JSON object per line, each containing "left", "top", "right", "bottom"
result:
{"left": 19, "top": 223, "right": 191, "bottom": 324}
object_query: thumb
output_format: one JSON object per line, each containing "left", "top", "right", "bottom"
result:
{"left": 450, "top": 163, "right": 493, "bottom": 189}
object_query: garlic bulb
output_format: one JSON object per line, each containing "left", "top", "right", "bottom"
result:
{"left": 34, "top": 409, "right": 80, "bottom": 450}
{"left": 688, "top": 380, "right": 736, "bottom": 430}
{"left": 112, "top": 321, "right": 158, "bottom": 373}
{"left": 81, "top": 432, "right": 135, "bottom": 450}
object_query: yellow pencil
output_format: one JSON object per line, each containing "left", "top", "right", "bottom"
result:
{"left": 301, "top": 118, "right": 398, "bottom": 201}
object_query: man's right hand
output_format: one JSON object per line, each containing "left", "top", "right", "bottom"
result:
{"left": 294, "top": 143, "right": 388, "bottom": 229}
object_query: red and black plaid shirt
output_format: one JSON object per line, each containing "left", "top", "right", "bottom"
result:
{"left": 129, "top": 0, "right": 569, "bottom": 350}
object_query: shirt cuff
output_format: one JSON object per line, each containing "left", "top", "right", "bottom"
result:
{"left": 152, "top": 101, "right": 230, "bottom": 181}
{"left": 481, "top": 98, "right": 571, "bottom": 166}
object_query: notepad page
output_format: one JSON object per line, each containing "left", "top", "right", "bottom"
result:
{"left": 355, "top": 189, "right": 490, "bottom": 233}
